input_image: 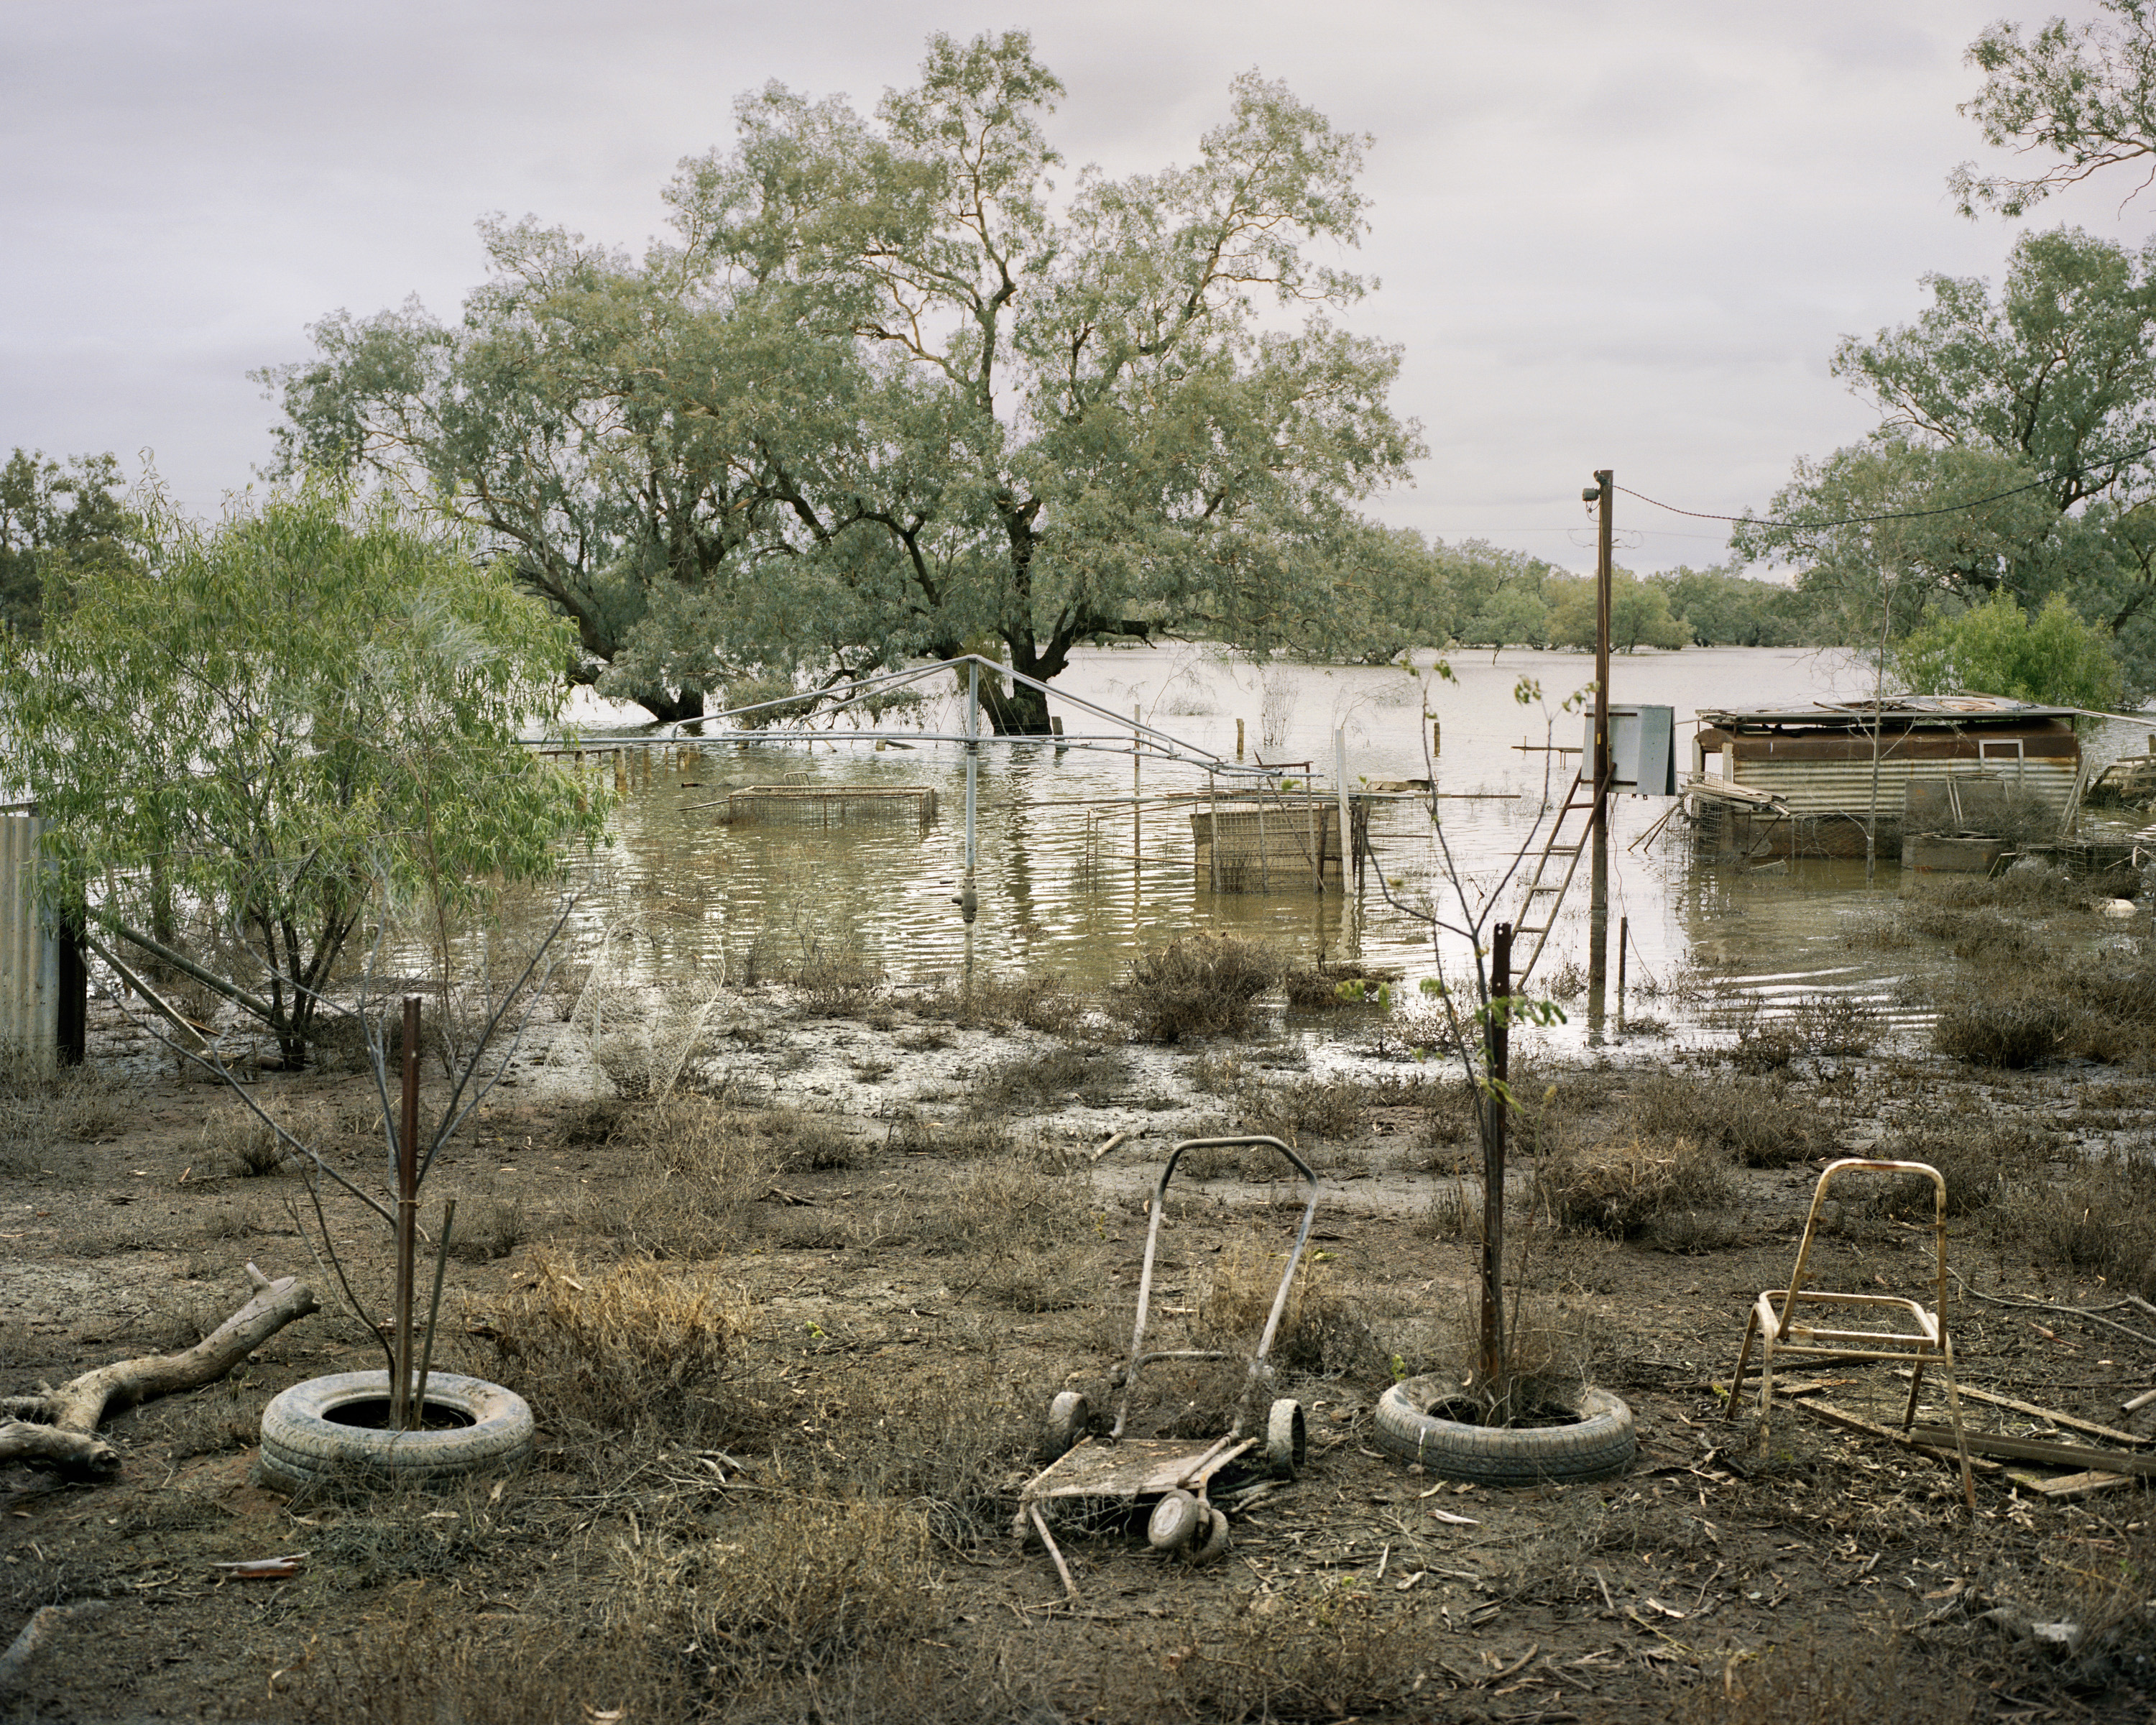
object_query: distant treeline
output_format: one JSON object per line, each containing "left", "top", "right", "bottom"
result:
{"left": 1301, "top": 525, "right": 1833, "bottom": 664}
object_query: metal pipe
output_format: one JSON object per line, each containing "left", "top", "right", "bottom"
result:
{"left": 392, "top": 995, "right": 420, "bottom": 1428}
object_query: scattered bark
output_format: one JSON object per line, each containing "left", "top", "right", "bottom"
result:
{"left": 0, "top": 1263, "right": 317, "bottom": 1480}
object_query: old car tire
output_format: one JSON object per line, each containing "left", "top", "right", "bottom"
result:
{"left": 259, "top": 1371, "right": 534, "bottom": 1491}
{"left": 1044, "top": 1390, "right": 1091, "bottom": 1460}
{"left": 1373, "top": 1378, "right": 1635, "bottom": 1486}
{"left": 1189, "top": 1504, "right": 1232, "bottom": 1565}
{"left": 1147, "top": 1489, "right": 1203, "bottom": 1552}
{"left": 1263, "top": 1398, "right": 1307, "bottom": 1476}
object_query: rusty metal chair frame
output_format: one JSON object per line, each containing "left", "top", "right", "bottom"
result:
{"left": 1726, "top": 1157, "right": 1975, "bottom": 1508}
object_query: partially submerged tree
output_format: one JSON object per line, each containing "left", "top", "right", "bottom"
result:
{"left": 1895, "top": 588, "right": 2122, "bottom": 712}
{"left": 1736, "top": 227, "right": 2156, "bottom": 700}
{"left": 264, "top": 33, "right": 1421, "bottom": 731}
{"left": 0, "top": 480, "right": 604, "bottom": 1065}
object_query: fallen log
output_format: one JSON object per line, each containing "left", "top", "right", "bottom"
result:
{"left": 0, "top": 1263, "right": 316, "bottom": 1479}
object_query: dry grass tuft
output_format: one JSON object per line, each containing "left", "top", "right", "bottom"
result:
{"left": 1994, "top": 1148, "right": 2156, "bottom": 1297}
{"left": 968, "top": 1043, "right": 1127, "bottom": 1113}
{"left": 1202, "top": 1229, "right": 1385, "bottom": 1377}
{"left": 481, "top": 1251, "right": 751, "bottom": 1432}
{"left": 1113, "top": 934, "right": 1282, "bottom": 1042}
{"left": 1537, "top": 1135, "right": 1735, "bottom": 1236}
{"left": 577, "top": 1100, "right": 787, "bottom": 1256}
{"left": 1132, "top": 1582, "right": 1434, "bottom": 1721}
{"left": 1673, "top": 1629, "right": 1977, "bottom": 1725}
{"left": 618, "top": 1489, "right": 941, "bottom": 1690}
{"left": 289, "top": 1600, "right": 683, "bottom": 1725}
{"left": 1626, "top": 1072, "right": 1824, "bottom": 1169}
{"left": 910, "top": 970, "right": 1080, "bottom": 1035}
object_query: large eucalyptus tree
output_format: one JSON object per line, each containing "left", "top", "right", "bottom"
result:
{"left": 264, "top": 33, "right": 1420, "bottom": 730}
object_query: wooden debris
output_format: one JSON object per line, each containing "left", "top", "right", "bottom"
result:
{"left": 1892, "top": 1369, "right": 2145, "bottom": 1447}
{"left": 1797, "top": 1399, "right": 2001, "bottom": 1474}
{"left": 2004, "top": 1468, "right": 2134, "bottom": 1499}
{"left": 0, "top": 1263, "right": 315, "bottom": 1478}
{"left": 1907, "top": 1425, "right": 2156, "bottom": 1477}
{"left": 0, "top": 1601, "right": 109, "bottom": 1693}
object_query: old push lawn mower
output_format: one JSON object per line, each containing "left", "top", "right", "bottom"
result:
{"left": 1013, "top": 1134, "right": 1317, "bottom": 1598}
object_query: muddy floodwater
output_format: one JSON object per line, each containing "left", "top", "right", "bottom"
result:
{"left": 553, "top": 645, "right": 2155, "bottom": 1050}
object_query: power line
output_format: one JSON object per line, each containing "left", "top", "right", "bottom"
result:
{"left": 1616, "top": 441, "right": 2156, "bottom": 531}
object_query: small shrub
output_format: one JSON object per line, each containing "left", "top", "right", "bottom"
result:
{"left": 1236, "top": 1077, "right": 1368, "bottom": 1145}
{"left": 1626, "top": 1072, "right": 1822, "bottom": 1169}
{"left": 1279, "top": 961, "right": 1393, "bottom": 1011}
{"left": 969, "top": 1044, "right": 1127, "bottom": 1113}
{"left": 578, "top": 1101, "right": 785, "bottom": 1256}
{"left": 796, "top": 949, "right": 881, "bottom": 1016}
{"left": 449, "top": 1193, "right": 525, "bottom": 1263}
{"left": 1874, "top": 1113, "right": 2051, "bottom": 1217}
{"left": 910, "top": 970, "right": 1081, "bottom": 1035}
{"left": 1932, "top": 984, "right": 2073, "bottom": 1067}
{"left": 1114, "top": 934, "right": 1283, "bottom": 1042}
{"left": 883, "top": 1113, "right": 1014, "bottom": 1161}
{"left": 1995, "top": 1149, "right": 2156, "bottom": 1297}
{"left": 768, "top": 1108, "right": 865, "bottom": 1171}
{"left": 482, "top": 1252, "right": 751, "bottom": 1431}
{"left": 1537, "top": 1135, "right": 1734, "bottom": 1236}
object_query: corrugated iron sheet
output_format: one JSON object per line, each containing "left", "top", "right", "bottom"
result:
{"left": 0, "top": 815, "right": 57, "bottom": 1066}
{"left": 1731, "top": 758, "right": 2079, "bottom": 819}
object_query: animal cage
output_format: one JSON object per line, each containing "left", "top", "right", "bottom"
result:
{"left": 1190, "top": 797, "right": 1345, "bottom": 892}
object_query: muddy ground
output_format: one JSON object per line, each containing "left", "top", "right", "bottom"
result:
{"left": 4, "top": 891, "right": 2156, "bottom": 1724}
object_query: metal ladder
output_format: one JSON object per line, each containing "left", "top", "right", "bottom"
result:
{"left": 1511, "top": 770, "right": 1598, "bottom": 984}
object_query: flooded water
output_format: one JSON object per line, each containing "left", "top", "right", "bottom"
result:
{"left": 551, "top": 645, "right": 2154, "bottom": 1052}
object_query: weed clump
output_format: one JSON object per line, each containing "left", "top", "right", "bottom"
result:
{"left": 1114, "top": 934, "right": 1282, "bottom": 1042}
{"left": 1625, "top": 1072, "right": 1823, "bottom": 1168}
{"left": 1202, "top": 1230, "right": 1385, "bottom": 1377}
{"left": 1537, "top": 1136, "right": 1734, "bottom": 1236}
{"left": 1995, "top": 1149, "right": 2156, "bottom": 1297}
{"left": 577, "top": 1100, "right": 786, "bottom": 1256}
{"left": 482, "top": 1252, "right": 751, "bottom": 1432}
{"left": 1932, "top": 984, "right": 2074, "bottom": 1067}
{"left": 619, "top": 1491, "right": 941, "bottom": 1690}
{"left": 910, "top": 970, "right": 1079, "bottom": 1035}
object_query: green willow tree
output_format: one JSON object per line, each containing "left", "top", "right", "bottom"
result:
{"left": 264, "top": 33, "right": 1421, "bottom": 731}
{"left": 0, "top": 482, "right": 604, "bottom": 1066}
{"left": 1736, "top": 227, "right": 2156, "bottom": 700}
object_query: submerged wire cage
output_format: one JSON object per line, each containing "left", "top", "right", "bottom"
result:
{"left": 1190, "top": 796, "right": 1346, "bottom": 893}
{"left": 721, "top": 785, "right": 939, "bottom": 829}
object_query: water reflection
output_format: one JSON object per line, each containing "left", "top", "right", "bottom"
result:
{"left": 549, "top": 645, "right": 2150, "bottom": 1051}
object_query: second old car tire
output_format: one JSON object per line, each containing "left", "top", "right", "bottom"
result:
{"left": 1372, "top": 1378, "right": 1636, "bottom": 1486}
{"left": 258, "top": 1371, "right": 535, "bottom": 1491}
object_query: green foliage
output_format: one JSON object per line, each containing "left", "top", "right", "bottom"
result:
{"left": 1547, "top": 571, "right": 1688, "bottom": 652}
{"left": 0, "top": 448, "right": 137, "bottom": 638}
{"left": 1895, "top": 589, "right": 2121, "bottom": 712}
{"left": 1736, "top": 228, "right": 2156, "bottom": 699}
{"left": 1953, "top": 1, "right": 2156, "bottom": 218}
{"left": 1651, "top": 561, "right": 1824, "bottom": 647}
{"left": 264, "top": 34, "right": 1422, "bottom": 728}
{"left": 0, "top": 480, "right": 604, "bottom": 1063}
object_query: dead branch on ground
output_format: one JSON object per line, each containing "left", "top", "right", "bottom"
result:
{"left": 0, "top": 1263, "right": 316, "bottom": 1478}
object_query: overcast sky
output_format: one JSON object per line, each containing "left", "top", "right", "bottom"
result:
{"left": 4, "top": 0, "right": 2142, "bottom": 576}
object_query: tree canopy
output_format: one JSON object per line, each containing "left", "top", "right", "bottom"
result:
{"left": 1734, "top": 226, "right": 2156, "bottom": 701}
{"left": 263, "top": 33, "right": 1422, "bottom": 731}
{"left": 1954, "top": 0, "right": 2156, "bottom": 218}
{"left": 0, "top": 448, "right": 135, "bottom": 638}
{"left": 0, "top": 482, "right": 604, "bottom": 1065}
{"left": 1894, "top": 588, "right": 2121, "bottom": 712}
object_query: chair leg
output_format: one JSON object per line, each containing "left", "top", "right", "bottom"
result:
{"left": 1899, "top": 1358, "right": 1927, "bottom": 1432}
{"left": 1726, "top": 1311, "right": 1761, "bottom": 1424}
{"left": 1936, "top": 1340, "right": 1975, "bottom": 1512}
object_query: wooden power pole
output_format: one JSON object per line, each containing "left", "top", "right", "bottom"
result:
{"left": 1588, "top": 470, "right": 1613, "bottom": 1043}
